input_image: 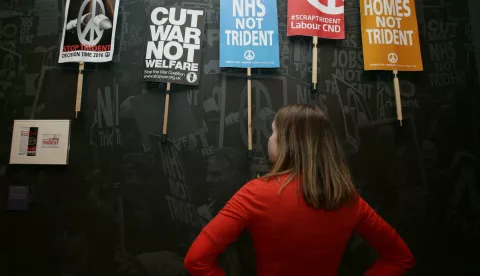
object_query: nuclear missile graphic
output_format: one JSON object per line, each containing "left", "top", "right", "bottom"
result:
{"left": 93, "top": 14, "right": 112, "bottom": 30}
{"left": 65, "top": 13, "right": 112, "bottom": 32}
{"left": 66, "top": 13, "right": 91, "bottom": 31}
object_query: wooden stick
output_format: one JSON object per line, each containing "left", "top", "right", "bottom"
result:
{"left": 247, "top": 68, "right": 252, "bottom": 156}
{"left": 312, "top": 36, "right": 318, "bottom": 91}
{"left": 393, "top": 70, "right": 403, "bottom": 126}
{"left": 75, "top": 62, "right": 85, "bottom": 118}
{"left": 162, "top": 82, "right": 171, "bottom": 141}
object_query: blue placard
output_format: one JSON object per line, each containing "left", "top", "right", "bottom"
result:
{"left": 220, "top": 0, "right": 280, "bottom": 68}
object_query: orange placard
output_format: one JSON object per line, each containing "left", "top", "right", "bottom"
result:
{"left": 360, "top": 0, "right": 423, "bottom": 71}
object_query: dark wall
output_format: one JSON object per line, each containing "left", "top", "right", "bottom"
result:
{"left": 0, "top": 0, "right": 478, "bottom": 275}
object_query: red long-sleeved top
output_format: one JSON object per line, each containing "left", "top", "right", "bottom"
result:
{"left": 184, "top": 176, "right": 415, "bottom": 276}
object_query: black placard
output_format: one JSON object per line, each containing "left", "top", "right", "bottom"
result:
{"left": 141, "top": 7, "right": 206, "bottom": 86}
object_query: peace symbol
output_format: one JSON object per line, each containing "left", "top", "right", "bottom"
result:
{"left": 388, "top": 53, "right": 399, "bottom": 64}
{"left": 78, "top": 0, "right": 106, "bottom": 46}
{"left": 307, "top": 0, "right": 345, "bottom": 15}
{"left": 244, "top": 50, "right": 255, "bottom": 61}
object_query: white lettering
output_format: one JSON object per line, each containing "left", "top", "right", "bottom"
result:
{"left": 363, "top": 0, "right": 412, "bottom": 17}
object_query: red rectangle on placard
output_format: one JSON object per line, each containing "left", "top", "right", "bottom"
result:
{"left": 288, "top": 0, "right": 345, "bottom": 39}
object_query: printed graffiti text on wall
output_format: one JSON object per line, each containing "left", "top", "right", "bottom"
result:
{"left": 96, "top": 85, "right": 122, "bottom": 147}
{"left": 377, "top": 77, "right": 418, "bottom": 121}
{"left": 444, "top": 153, "right": 480, "bottom": 240}
{"left": 121, "top": 17, "right": 144, "bottom": 51}
{"left": 172, "top": 126, "right": 214, "bottom": 157}
{"left": 427, "top": 14, "right": 466, "bottom": 88}
{"left": 19, "top": 16, "right": 34, "bottom": 44}
{"left": 158, "top": 144, "right": 202, "bottom": 231}
{"left": 0, "top": 18, "right": 20, "bottom": 98}
{"left": 326, "top": 49, "right": 374, "bottom": 110}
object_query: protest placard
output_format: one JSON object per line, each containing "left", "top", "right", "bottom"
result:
{"left": 220, "top": 0, "right": 280, "bottom": 159}
{"left": 360, "top": 0, "right": 423, "bottom": 71}
{"left": 142, "top": 7, "right": 206, "bottom": 86}
{"left": 287, "top": 0, "right": 346, "bottom": 97}
{"left": 287, "top": 0, "right": 345, "bottom": 39}
{"left": 220, "top": 0, "right": 280, "bottom": 68}
{"left": 360, "top": 0, "right": 424, "bottom": 125}
{"left": 141, "top": 6, "right": 205, "bottom": 143}
{"left": 59, "top": 0, "right": 120, "bottom": 63}
{"left": 58, "top": 0, "right": 120, "bottom": 117}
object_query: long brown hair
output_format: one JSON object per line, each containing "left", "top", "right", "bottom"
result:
{"left": 263, "top": 104, "right": 356, "bottom": 210}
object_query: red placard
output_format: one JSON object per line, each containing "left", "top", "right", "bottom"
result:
{"left": 288, "top": 0, "right": 345, "bottom": 39}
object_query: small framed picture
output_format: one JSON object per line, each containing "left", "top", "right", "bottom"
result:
{"left": 9, "top": 120, "right": 71, "bottom": 165}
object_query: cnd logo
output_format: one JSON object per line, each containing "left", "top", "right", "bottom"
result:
{"left": 388, "top": 53, "right": 398, "bottom": 63}
{"left": 307, "top": 0, "right": 345, "bottom": 15}
{"left": 76, "top": 0, "right": 113, "bottom": 45}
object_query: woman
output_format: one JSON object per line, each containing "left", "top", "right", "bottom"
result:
{"left": 184, "top": 104, "right": 415, "bottom": 276}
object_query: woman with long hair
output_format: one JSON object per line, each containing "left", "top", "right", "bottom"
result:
{"left": 184, "top": 104, "right": 414, "bottom": 275}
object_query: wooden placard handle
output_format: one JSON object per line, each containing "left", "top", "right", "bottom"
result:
{"left": 75, "top": 62, "right": 85, "bottom": 118}
{"left": 247, "top": 67, "right": 253, "bottom": 159}
{"left": 393, "top": 70, "right": 403, "bottom": 126}
{"left": 311, "top": 36, "right": 318, "bottom": 93}
{"left": 162, "top": 82, "right": 171, "bottom": 143}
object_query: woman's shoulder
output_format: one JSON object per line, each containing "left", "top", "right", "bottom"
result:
{"left": 240, "top": 177, "right": 270, "bottom": 193}
{"left": 238, "top": 175, "right": 288, "bottom": 198}
{"left": 244, "top": 175, "right": 283, "bottom": 188}
{"left": 231, "top": 177, "right": 281, "bottom": 214}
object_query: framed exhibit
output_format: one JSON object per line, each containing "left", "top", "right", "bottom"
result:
{"left": 9, "top": 120, "right": 71, "bottom": 165}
